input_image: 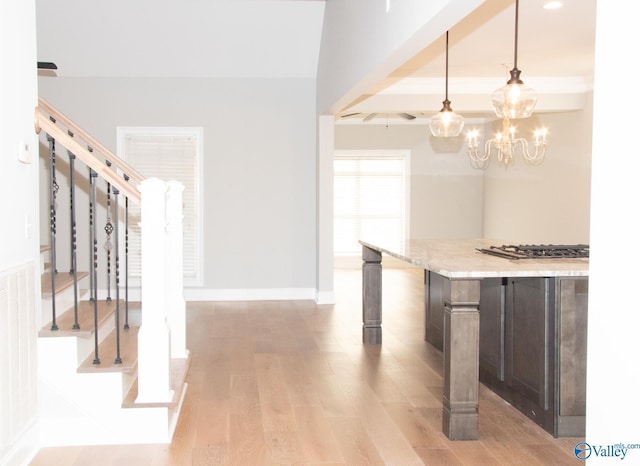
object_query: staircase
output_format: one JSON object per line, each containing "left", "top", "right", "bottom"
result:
{"left": 34, "top": 99, "right": 190, "bottom": 447}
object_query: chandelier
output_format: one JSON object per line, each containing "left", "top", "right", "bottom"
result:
{"left": 429, "top": 31, "right": 464, "bottom": 137}
{"left": 491, "top": 0, "right": 537, "bottom": 119}
{"left": 467, "top": 117, "right": 547, "bottom": 168}
{"left": 467, "top": 0, "right": 549, "bottom": 168}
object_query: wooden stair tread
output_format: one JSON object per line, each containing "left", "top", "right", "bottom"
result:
{"left": 78, "top": 325, "right": 140, "bottom": 373}
{"left": 39, "top": 299, "right": 122, "bottom": 337}
{"left": 122, "top": 353, "right": 191, "bottom": 409}
{"left": 41, "top": 271, "right": 89, "bottom": 296}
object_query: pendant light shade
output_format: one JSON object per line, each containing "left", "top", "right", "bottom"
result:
{"left": 429, "top": 101, "right": 465, "bottom": 137}
{"left": 429, "top": 31, "right": 464, "bottom": 137}
{"left": 491, "top": 0, "right": 538, "bottom": 118}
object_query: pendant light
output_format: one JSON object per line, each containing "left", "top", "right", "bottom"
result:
{"left": 429, "top": 31, "right": 464, "bottom": 137}
{"left": 491, "top": 0, "right": 537, "bottom": 118}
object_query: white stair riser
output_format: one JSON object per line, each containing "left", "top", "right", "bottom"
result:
{"left": 38, "top": 336, "right": 175, "bottom": 446}
{"left": 75, "top": 311, "right": 116, "bottom": 363}
{"left": 41, "top": 285, "right": 89, "bottom": 326}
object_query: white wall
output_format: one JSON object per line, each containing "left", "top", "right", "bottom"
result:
{"left": 335, "top": 123, "right": 483, "bottom": 240}
{"left": 586, "top": 2, "right": 640, "bottom": 461}
{"left": 316, "top": 0, "right": 483, "bottom": 114}
{"left": 35, "top": 0, "right": 325, "bottom": 79}
{"left": 0, "top": 0, "right": 41, "bottom": 463}
{"left": 38, "top": 77, "right": 318, "bottom": 298}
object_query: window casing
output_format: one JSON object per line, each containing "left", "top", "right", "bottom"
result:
{"left": 117, "top": 127, "right": 203, "bottom": 286}
{"left": 333, "top": 150, "right": 409, "bottom": 256}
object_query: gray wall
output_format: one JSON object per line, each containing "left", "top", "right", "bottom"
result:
{"left": 38, "top": 77, "right": 317, "bottom": 296}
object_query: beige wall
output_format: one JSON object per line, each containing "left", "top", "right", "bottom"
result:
{"left": 482, "top": 95, "right": 593, "bottom": 244}
{"left": 335, "top": 98, "right": 592, "bottom": 246}
{"left": 335, "top": 123, "right": 484, "bottom": 241}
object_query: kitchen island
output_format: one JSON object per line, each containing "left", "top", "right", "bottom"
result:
{"left": 360, "top": 238, "right": 589, "bottom": 440}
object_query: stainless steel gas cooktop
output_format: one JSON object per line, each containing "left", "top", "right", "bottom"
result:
{"left": 476, "top": 244, "right": 590, "bottom": 260}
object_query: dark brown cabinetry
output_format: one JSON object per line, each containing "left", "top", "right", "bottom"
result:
{"left": 425, "top": 271, "right": 588, "bottom": 437}
{"left": 424, "top": 271, "right": 445, "bottom": 350}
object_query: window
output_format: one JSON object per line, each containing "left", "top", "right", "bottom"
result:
{"left": 117, "top": 127, "right": 203, "bottom": 286}
{"left": 334, "top": 151, "right": 409, "bottom": 256}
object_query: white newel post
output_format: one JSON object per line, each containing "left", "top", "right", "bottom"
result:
{"left": 165, "top": 180, "right": 187, "bottom": 359}
{"left": 136, "top": 178, "right": 174, "bottom": 403}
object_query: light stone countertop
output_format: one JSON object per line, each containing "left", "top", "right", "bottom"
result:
{"left": 359, "top": 238, "right": 589, "bottom": 279}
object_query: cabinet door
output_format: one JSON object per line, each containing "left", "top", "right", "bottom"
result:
{"left": 505, "top": 277, "right": 555, "bottom": 432}
{"left": 557, "top": 277, "right": 588, "bottom": 437}
{"left": 479, "top": 278, "right": 506, "bottom": 394}
{"left": 425, "top": 271, "right": 444, "bottom": 351}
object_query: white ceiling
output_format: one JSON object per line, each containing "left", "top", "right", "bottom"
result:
{"left": 36, "top": 0, "right": 326, "bottom": 78}
{"left": 340, "top": 0, "right": 597, "bottom": 122}
{"left": 37, "top": 0, "right": 596, "bottom": 120}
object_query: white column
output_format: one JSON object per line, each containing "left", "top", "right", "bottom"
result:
{"left": 136, "top": 178, "right": 173, "bottom": 403}
{"left": 586, "top": 2, "right": 640, "bottom": 457}
{"left": 165, "top": 180, "right": 187, "bottom": 359}
{"left": 316, "top": 115, "right": 335, "bottom": 304}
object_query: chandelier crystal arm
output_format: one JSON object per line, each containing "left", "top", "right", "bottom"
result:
{"left": 514, "top": 137, "right": 547, "bottom": 161}
{"left": 466, "top": 117, "right": 548, "bottom": 168}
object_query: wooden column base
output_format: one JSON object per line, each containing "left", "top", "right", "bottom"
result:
{"left": 442, "top": 405, "right": 479, "bottom": 440}
{"left": 362, "top": 245, "right": 382, "bottom": 345}
{"left": 442, "top": 278, "right": 481, "bottom": 440}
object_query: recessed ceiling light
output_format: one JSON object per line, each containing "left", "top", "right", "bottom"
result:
{"left": 543, "top": 1, "right": 563, "bottom": 9}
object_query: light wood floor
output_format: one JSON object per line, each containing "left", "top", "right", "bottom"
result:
{"left": 30, "top": 264, "right": 582, "bottom": 465}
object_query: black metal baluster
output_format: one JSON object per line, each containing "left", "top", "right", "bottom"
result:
{"left": 124, "top": 175, "right": 130, "bottom": 330}
{"left": 89, "top": 169, "right": 100, "bottom": 365}
{"left": 113, "top": 188, "right": 122, "bottom": 364}
{"left": 104, "top": 171, "right": 113, "bottom": 303}
{"left": 47, "top": 132, "right": 59, "bottom": 331}
{"left": 67, "top": 133, "right": 80, "bottom": 330}
{"left": 87, "top": 148, "right": 95, "bottom": 303}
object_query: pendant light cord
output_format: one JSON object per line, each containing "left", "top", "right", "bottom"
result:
{"left": 513, "top": 0, "right": 519, "bottom": 70}
{"left": 445, "top": 31, "right": 449, "bottom": 101}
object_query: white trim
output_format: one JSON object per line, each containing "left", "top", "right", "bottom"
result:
{"left": 380, "top": 76, "right": 592, "bottom": 95}
{"left": 116, "top": 127, "right": 204, "bottom": 287}
{"left": 0, "top": 419, "right": 39, "bottom": 466}
{"left": 314, "top": 291, "right": 335, "bottom": 305}
{"left": 97, "top": 287, "right": 325, "bottom": 303}
{"left": 183, "top": 288, "right": 317, "bottom": 302}
{"left": 333, "top": 149, "right": 411, "bottom": 255}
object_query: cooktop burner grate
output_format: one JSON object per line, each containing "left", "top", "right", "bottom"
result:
{"left": 476, "top": 244, "right": 590, "bottom": 260}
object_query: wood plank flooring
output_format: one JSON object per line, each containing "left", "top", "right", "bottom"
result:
{"left": 30, "top": 263, "right": 583, "bottom": 465}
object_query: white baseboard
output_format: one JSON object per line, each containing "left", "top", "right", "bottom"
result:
{"left": 183, "top": 287, "right": 317, "bottom": 302}
{"left": 0, "top": 420, "right": 39, "bottom": 466}
{"left": 96, "top": 287, "right": 336, "bottom": 303}
{"left": 315, "top": 291, "right": 336, "bottom": 304}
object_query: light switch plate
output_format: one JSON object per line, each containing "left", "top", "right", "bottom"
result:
{"left": 17, "top": 141, "right": 30, "bottom": 164}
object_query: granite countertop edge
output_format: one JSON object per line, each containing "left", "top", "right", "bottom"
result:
{"left": 359, "top": 238, "right": 589, "bottom": 279}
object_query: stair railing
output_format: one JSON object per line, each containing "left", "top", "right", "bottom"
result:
{"left": 35, "top": 98, "right": 186, "bottom": 403}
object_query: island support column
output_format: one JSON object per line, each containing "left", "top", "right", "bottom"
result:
{"left": 362, "top": 245, "right": 382, "bottom": 344}
{"left": 442, "top": 277, "right": 481, "bottom": 440}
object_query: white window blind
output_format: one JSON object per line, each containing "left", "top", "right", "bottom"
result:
{"left": 334, "top": 152, "right": 407, "bottom": 255}
{"left": 118, "top": 128, "right": 202, "bottom": 285}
